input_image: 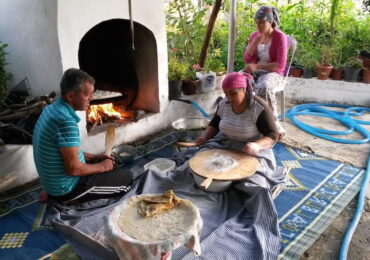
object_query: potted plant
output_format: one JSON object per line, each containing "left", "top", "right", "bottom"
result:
{"left": 316, "top": 45, "right": 334, "bottom": 80}
{"left": 359, "top": 50, "right": 370, "bottom": 68}
{"left": 342, "top": 56, "right": 362, "bottom": 82}
{"left": 359, "top": 50, "right": 370, "bottom": 83}
{"left": 181, "top": 66, "right": 199, "bottom": 95}
{"left": 290, "top": 64, "right": 303, "bottom": 78}
{"left": 362, "top": 67, "right": 370, "bottom": 84}
{"left": 168, "top": 57, "right": 187, "bottom": 100}
{"left": 331, "top": 51, "right": 344, "bottom": 80}
{"left": 298, "top": 49, "right": 318, "bottom": 79}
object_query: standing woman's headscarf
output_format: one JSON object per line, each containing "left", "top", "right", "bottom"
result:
{"left": 254, "top": 6, "right": 280, "bottom": 28}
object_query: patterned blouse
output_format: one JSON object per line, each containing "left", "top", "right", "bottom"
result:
{"left": 209, "top": 95, "right": 279, "bottom": 142}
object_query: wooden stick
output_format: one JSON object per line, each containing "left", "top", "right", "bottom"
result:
{"left": 0, "top": 104, "right": 45, "bottom": 121}
{"left": 18, "top": 101, "right": 47, "bottom": 111}
{"left": 0, "top": 101, "right": 46, "bottom": 120}
{"left": 105, "top": 125, "right": 115, "bottom": 156}
{"left": 175, "top": 141, "right": 198, "bottom": 147}
{"left": 200, "top": 177, "right": 213, "bottom": 189}
{"left": 0, "top": 109, "right": 12, "bottom": 116}
{"left": 198, "top": 0, "right": 222, "bottom": 67}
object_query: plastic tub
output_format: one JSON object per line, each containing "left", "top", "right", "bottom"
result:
{"left": 144, "top": 158, "right": 176, "bottom": 173}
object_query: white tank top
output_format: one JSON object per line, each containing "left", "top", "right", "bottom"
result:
{"left": 217, "top": 99, "right": 264, "bottom": 141}
{"left": 257, "top": 42, "right": 271, "bottom": 63}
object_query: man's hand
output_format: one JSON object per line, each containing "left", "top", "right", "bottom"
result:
{"left": 241, "top": 142, "right": 261, "bottom": 156}
{"left": 84, "top": 152, "right": 113, "bottom": 163}
{"left": 100, "top": 158, "right": 114, "bottom": 172}
{"left": 61, "top": 147, "right": 115, "bottom": 176}
{"left": 94, "top": 153, "right": 113, "bottom": 163}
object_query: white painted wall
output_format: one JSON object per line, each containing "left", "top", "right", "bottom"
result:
{"left": 0, "top": 0, "right": 63, "bottom": 96}
{"left": 57, "top": 0, "right": 168, "bottom": 110}
{"left": 286, "top": 78, "right": 370, "bottom": 106}
{"left": 0, "top": 0, "right": 168, "bottom": 106}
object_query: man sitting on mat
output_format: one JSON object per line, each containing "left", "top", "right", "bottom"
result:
{"left": 33, "top": 68, "right": 133, "bottom": 205}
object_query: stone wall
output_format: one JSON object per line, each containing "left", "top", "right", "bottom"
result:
{"left": 286, "top": 78, "right": 370, "bottom": 107}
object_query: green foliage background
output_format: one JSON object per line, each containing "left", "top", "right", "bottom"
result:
{"left": 165, "top": 0, "right": 370, "bottom": 74}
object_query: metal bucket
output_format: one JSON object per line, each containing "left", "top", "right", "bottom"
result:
{"left": 172, "top": 116, "right": 210, "bottom": 142}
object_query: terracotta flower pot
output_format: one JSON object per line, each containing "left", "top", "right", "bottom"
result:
{"left": 360, "top": 57, "right": 370, "bottom": 68}
{"left": 363, "top": 67, "right": 370, "bottom": 84}
{"left": 316, "top": 65, "right": 333, "bottom": 80}
{"left": 182, "top": 79, "right": 199, "bottom": 95}
{"left": 331, "top": 69, "right": 343, "bottom": 80}
{"left": 290, "top": 68, "right": 302, "bottom": 78}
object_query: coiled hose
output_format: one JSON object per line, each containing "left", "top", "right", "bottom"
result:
{"left": 286, "top": 103, "right": 370, "bottom": 260}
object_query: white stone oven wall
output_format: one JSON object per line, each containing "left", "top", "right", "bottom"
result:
{"left": 0, "top": 0, "right": 168, "bottom": 100}
{"left": 0, "top": 0, "right": 221, "bottom": 155}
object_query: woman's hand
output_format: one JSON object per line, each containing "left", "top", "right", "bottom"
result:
{"left": 245, "top": 33, "right": 262, "bottom": 57}
{"left": 195, "top": 137, "right": 207, "bottom": 146}
{"left": 242, "top": 142, "right": 261, "bottom": 156}
{"left": 252, "top": 34, "right": 263, "bottom": 45}
{"left": 245, "top": 63, "right": 258, "bottom": 73}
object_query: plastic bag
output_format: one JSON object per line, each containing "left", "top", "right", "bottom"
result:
{"left": 196, "top": 71, "right": 216, "bottom": 93}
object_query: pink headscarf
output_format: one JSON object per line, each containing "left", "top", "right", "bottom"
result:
{"left": 222, "top": 72, "right": 254, "bottom": 90}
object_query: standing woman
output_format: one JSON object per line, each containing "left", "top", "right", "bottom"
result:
{"left": 244, "top": 6, "right": 288, "bottom": 138}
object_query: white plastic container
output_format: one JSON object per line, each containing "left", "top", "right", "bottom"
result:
{"left": 144, "top": 158, "right": 176, "bottom": 173}
{"left": 196, "top": 71, "right": 216, "bottom": 93}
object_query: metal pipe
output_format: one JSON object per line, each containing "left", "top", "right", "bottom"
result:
{"left": 128, "top": 0, "right": 135, "bottom": 50}
{"left": 227, "top": 0, "right": 236, "bottom": 73}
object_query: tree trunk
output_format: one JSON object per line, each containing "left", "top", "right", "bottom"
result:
{"left": 198, "top": 0, "right": 222, "bottom": 68}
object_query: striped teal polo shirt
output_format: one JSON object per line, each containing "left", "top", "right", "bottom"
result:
{"left": 33, "top": 98, "right": 85, "bottom": 196}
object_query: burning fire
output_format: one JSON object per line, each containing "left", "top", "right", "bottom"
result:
{"left": 87, "top": 103, "right": 135, "bottom": 125}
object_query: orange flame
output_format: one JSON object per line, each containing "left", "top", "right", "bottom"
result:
{"left": 87, "top": 103, "right": 134, "bottom": 124}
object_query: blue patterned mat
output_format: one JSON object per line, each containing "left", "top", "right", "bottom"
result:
{"left": 0, "top": 132, "right": 364, "bottom": 259}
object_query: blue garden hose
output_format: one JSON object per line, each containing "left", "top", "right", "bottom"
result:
{"left": 286, "top": 103, "right": 370, "bottom": 144}
{"left": 174, "top": 98, "right": 210, "bottom": 119}
{"left": 339, "top": 155, "right": 370, "bottom": 260}
{"left": 285, "top": 103, "right": 370, "bottom": 260}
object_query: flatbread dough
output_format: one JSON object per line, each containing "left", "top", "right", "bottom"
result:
{"left": 138, "top": 190, "right": 180, "bottom": 218}
{"left": 189, "top": 149, "right": 259, "bottom": 181}
{"left": 118, "top": 193, "right": 199, "bottom": 242}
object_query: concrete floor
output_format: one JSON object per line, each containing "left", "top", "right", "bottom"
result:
{"left": 280, "top": 101, "right": 370, "bottom": 260}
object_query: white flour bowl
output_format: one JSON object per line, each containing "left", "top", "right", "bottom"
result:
{"left": 144, "top": 158, "right": 176, "bottom": 173}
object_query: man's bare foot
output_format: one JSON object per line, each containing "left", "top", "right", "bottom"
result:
{"left": 39, "top": 190, "right": 48, "bottom": 203}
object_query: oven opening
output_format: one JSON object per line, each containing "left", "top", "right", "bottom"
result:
{"left": 78, "top": 18, "right": 159, "bottom": 131}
